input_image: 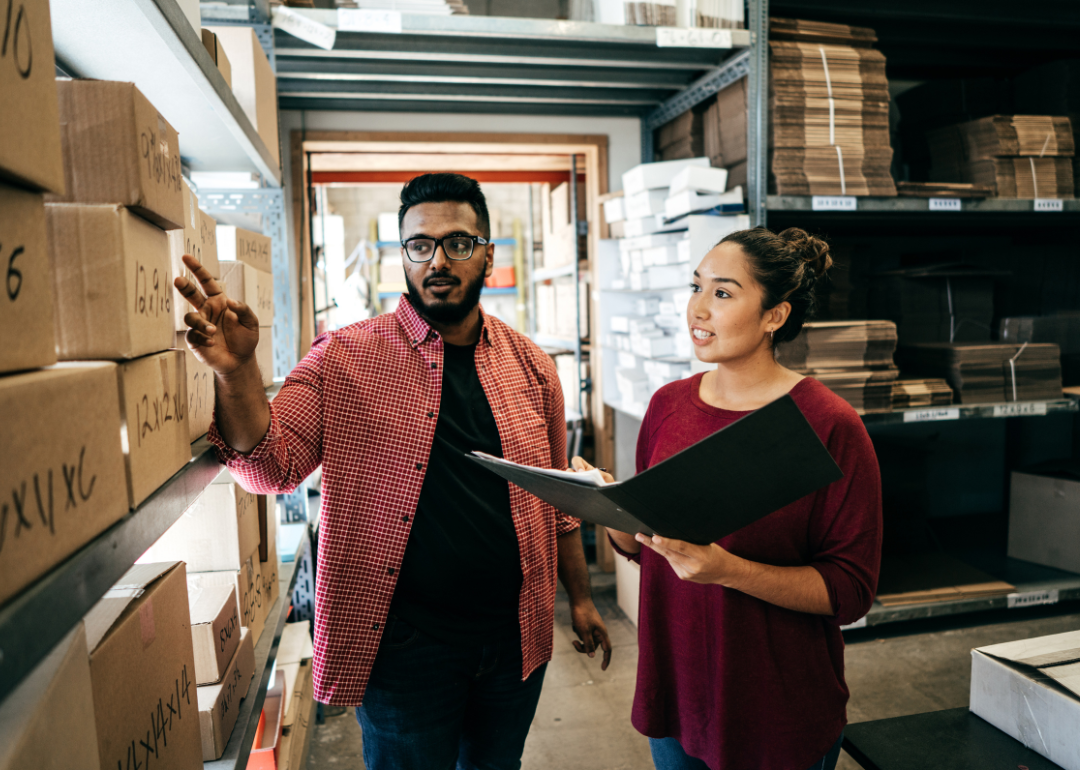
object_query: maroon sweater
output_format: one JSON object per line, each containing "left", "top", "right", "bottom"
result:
{"left": 617, "top": 375, "right": 882, "bottom": 770}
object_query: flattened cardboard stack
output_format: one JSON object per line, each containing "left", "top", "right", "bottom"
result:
{"left": 1000, "top": 313, "right": 1080, "bottom": 386}
{"left": 891, "top": 379, "right": 953, "bottom": 410}
{"left": 1012, "top": 60, "right": 1080, "bottom": 195}
{"left": 656, "top": 110, "right": 704, "bottom": 161}
{"left": 896, "top": 342, "right": 1063, "bottom": 404}
{"left": 775, "top": 320, "right": 899, "bottom": 414}
{"left": 702, "top": 78, "right": 747, "bottom": 187}
{"left": 868, "top": 264, "right": 1002, "bottom": 344}
{"left": 769, "top": 19, "right": 897, "bottom": 197}
{"left": 218, "top": 224, "right": 276, "bottom": 386}
{"left": 875, "top": 552, "right": 1014, "bottom": 607}
{"left": 927, "top": 115, "right": 1076, "bottom": 198}
{"left": 623, "top": 1, "right": 675, "bottom": 26}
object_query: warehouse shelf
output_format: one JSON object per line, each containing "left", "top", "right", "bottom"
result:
{"left": 274, "top": 11, "right": 748, "bottom": 114}
{"left": 533, "top": 263, "right": 576, "bottom": 282}
{"left": 861, "top": 398, "right": 1079, "bottom": 425}
{"left": 50, "top": 0, "right": 282, "bottom": 184}
{"left": 205, "top": 534, "right": 307, "bottom": 770}
{"left": 767, "top": 196, "right": 1080, "bottom": 215}
{"left": 849, "top": 557, "right": 1080, "bottom": 630}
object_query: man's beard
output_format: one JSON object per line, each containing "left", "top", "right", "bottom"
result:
{"left": 404, "top": 268, "right": 485, "bottom": 325}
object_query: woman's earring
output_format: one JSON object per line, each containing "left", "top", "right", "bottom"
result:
{"left": 769, "top": 329, "right": 774, "bottom": 339}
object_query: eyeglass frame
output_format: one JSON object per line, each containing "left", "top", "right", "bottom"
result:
{"left": 400, "top": 234, "right": 490, "bottom": 263}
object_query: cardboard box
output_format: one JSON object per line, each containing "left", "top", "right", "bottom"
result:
{"left": 259, "top": 494, "right": 278, "bottom": 564}
{"left": 201, "top": 30, "right": 233, "bottom": 88}
{"left": 197, "top": 627, "right": 255, "bottom": 760}
{"left": 281, "top": 661, "right": 315, "bottom": 770}
{"left": 0, "top": 183, "right": 57, "bottom": 373}
{"left": 0, "top": 0, "right": 64, "bottom": 194}
{"left": 141, "top": 471, "right": 260, "bottom": 572}
{"left": 205, "top": 27, "right": 280, "bottom": 168}
{"left": 970, "top": 630, "right": 1080, "bottom": 770}
{"left": 116, "top": 351, "right": 192, "bottom": 508}
{"left": 52, "top": 81, "right": 184, "bottom": 230}
{"left": 177, "top": 332, "right": 215, "bottom": 442}
{"left": 249, "top": 670, "right": 285, "bottom": 770}
{"left": 218, "top": 224, "right": 272, "bottom": 273}
{"left": 256, "top": 329, "right": 274, "bottom": 388}
{"left": 175, "top": 0, "right": 201, "bottom": 36}
{"left": 220, "top": 262, "right": 274, "bottom": 326}
{"left": 189, "top": 555, "right": 270, "bottom": 645}
{"left": 0, "top": 363, "right": 127, "bottom": 608}
{"left": 200, "top": 210, "right": 220, "bottom": 275}
{"left": 1008, "top": 462, "right": 1080, "bottom": 573}
{"left": 622, "top": 157, "right": 710, "bottom": 195}
{"left": 84, "top": 562, "right": 202, "bottom": 770}
{"left": 0, "top": 623, "right": 100, "bottom": 770}
{"left": 47, "top": 203, "right": 175, "bottom": 360}
{"left": 278, "top": 622, "right": 314, "bottom": 669}
{"left": 261, "top": 546, "right": 280, "bottom": 622}
{"left": 170, "top": 181, "right": 218, "bottom": 332}
{"left": 188, "top": 583, "right": 241, "bottom": 685}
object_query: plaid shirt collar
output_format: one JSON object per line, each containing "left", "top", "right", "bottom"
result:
{"left": 395, "top": 294, "right": 493, "bottom": 350}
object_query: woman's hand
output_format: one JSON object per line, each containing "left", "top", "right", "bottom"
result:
{"left": 569, "top": 456, "right": 614, "bottom": 484}
{"left": 635, "top": 534, "right": 746, "bottom": 586}
{"left": 569, "top": 458, "right": 641, "bottom": 555}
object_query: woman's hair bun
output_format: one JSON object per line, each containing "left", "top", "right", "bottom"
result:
{"left": 779, "top": 227, "right": 833, "bottom": 279}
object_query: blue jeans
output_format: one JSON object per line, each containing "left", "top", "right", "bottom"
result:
{"left": 355, "top": 617, "right": 547, "bottom": 770}
{"left": 649, "top": 731, "right": 844, "bottom": 770}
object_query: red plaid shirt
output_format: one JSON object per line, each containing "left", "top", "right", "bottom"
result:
{"left": 209, "top": 298, "right": 578, "bottom": 705}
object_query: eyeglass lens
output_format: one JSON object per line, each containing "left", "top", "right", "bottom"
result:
{"left": 405, "top": 237, "right": 475, "bottom": 261}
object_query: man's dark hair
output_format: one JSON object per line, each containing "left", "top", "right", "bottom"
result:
{"left": 398, "top": 173, "right": 491, "bottom": 239}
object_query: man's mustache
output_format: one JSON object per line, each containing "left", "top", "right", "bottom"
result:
{"left": 423, "top": 273, "right": 461, "bottom": 287}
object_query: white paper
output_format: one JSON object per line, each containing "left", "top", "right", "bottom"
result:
{"left": 338, "top": 8, "right": 403, "bottom": 33}
{"left": 811, "top": 196, "right": 857, "bottom": 211}
{"left": 902, "top": 407, "right": 960, "bottom": 423}
{"left": 929, "top": 198, "right": 961, "bottom": 211}
{"left": 1034, "top": 198, "right": 1064, "bottom": 212}
{"left": 655, "top": 27, "right": 733, "bottom": 48}
{"left": 993, "top": 401, "right": 1048, "bottom": 417}
{"left": 272, "top": 6, "right": 337, "bottom": 50}
{"left": 470, "top": 452, "right": 611, "bottom": 487}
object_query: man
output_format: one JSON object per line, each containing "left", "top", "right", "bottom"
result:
{"left": 174, "top": 173, "right": 611, "bottom": 770}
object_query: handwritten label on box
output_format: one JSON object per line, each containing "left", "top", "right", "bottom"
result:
{"left": 929, "top": 198, "right": 961, "bottom": 211}
{"left": 811, "top": 196, "right": 857, "bottom": 212}
{"left": 992, "top": 401, "right": 1048, "bottom": 418}
{"left": 1034, "top": 198, "right": 1064, "bottom": 212}
{"left": 656, "top": 27, "right": 733, "bottom": 48}
{"left": 272, "top": 6, "right": 337, "bottom": 50}
{"left": 902, "top": 408, "right": 960, "bottom": 423}
{"left": 338, "top": 9, "right": 403, "bottom": 33}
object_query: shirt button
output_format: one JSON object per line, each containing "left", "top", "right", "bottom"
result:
{"left": 388, "top": 567, "right": 395, "bottom": 575}
{"left": 430, "top": 362, "right": 437, "bottom": 369}
{"left": 427, "top": 411, "right": 434, "bottom": 418}
{"left": 402, "top": 514, "right": 410, "bottom": 522}
{"left": 372, "top": 623, "right": 380, "bottom": 630}
{"left": 415, "top": 462, "right": 423, "bottom": 470}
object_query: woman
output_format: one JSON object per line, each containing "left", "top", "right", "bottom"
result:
{"left": 575, "top": 227, "right": 882, "bottom": 770}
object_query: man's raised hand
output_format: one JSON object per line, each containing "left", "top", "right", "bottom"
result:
{"left": 174, "top": 254, "right": 260, "bottom": 376}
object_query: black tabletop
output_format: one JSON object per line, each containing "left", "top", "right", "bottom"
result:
{"left": 843, "top": 708, "right": 1061, "bottom": 770}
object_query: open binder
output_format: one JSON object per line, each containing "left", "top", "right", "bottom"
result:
{"left": 468, "top": 394, "right": 843, "bottom": 545}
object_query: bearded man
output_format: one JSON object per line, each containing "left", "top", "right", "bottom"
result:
{"left": 173, "top": 173, "right": 611, "bottom": 770}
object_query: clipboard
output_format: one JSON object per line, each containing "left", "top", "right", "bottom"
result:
{"left": 467, "top": 394, "right": 844, "bottom": 545}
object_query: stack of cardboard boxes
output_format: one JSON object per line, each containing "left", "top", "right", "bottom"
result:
{"left": 218, "top": 225, "right": 277, "bottom": 386}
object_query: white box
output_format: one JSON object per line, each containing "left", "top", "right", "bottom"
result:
{"left": 666, "top": 190, "right": 723, "bottom": 220}
{"left": 624, "top": 189, "right": 669, "bottom": 219}
{"left": 634, "top": 297, "right": 661, "bottom": 316}
{"left": 970, "top": 630, "right": 1080, "bottom": 770}
{"left": 669, "top": 165, "right": 729, "bottom": 195}
{"left": 602, "top": 197, "right": 626, "bottom": 224}
{"left": 646, "top": 264, "right": 688, "bottom": 290}
{"left": 622, "top": 157, "right": 711, "bottom": 195}
{"left": 622, "top": 215, "right": 685, "bottom": 239}
{"left": 643, "top": 244, "right": 681, "bottom": 266}
{"left": 619, "top": 231, "right": 688, "bottom": 252}
{"left": 1008, "top": 464, "right": 1080, "bottom": 573}
{"left": 377, "top": 212, "right": 400, "bottom": 242}
{"left": 617, "top": 351, "right": 637, "bottom": 369}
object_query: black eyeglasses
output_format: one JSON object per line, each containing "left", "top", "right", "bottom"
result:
{"left": 401, "top": 235, "right": 489, "bottom": 263}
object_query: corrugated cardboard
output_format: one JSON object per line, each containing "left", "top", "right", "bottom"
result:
{"left": 47, "top": 203, "right": 175, "bottom": 360}
{"left": 116, "top": 351, "right": 192, "bottom": 508}
{"left": 85, "top": 562, "right": 203, "bottom": 770}
{"left": 205, "top": 27, "right": 280, "bottom": 167}
{"left": 970, "top": 630, "right": 1080, "bottom": 770}
{"left": 217, "top": 224, "right": 272, "bottom": 273}
{"left": 249, "top": 670, "right": 285, "bottom": 770}
{"left": 0, "top": 363, "right": 127, "bottom": 609}
{"left": 258, "top": 494, "right": 277, "bottom": 564}
{"left": 188, "top": 584, "right": 241, "bottom": 685}
{"left": 278, "top": 623, "right": 314, "bottom": 669}
{"left": 197, "top": 627, "right": 255, "bottom": 760}
{"left": 188, "top": 555, "right": 269, "bottom": 645}
{"left": 0, "top": 0, "right": 64, "bottom": 193}
{"left": 220, "top": 261, "right": 274, "bottom": 326}
{"left": 256, "top": 329, "right": 274, "bottom": 387}
{"left": 200, "top": 209, "right": 220, "bottom": 276}
{"left": 1008, "top": 462, "right": 1080, "bottom": 573}
{"left": 0, "top": 183, "right": 57, "bottom": 373}
{"left": 261, "top": 546, "right": 280, "bottom": 624}
{"left": 201, "top": 30, "right": 233, "bottom": 88}
{"left": 282, "top": 658, "right": 314, "bottom": 740}
{"left": 0, "top": 623, "right": 100, "bottom": 770}
{"left": 52, "top": 81, "right": 184, "bottom": 230}
{"left": 177, "top": 332, "right": 214, "bottom": 442}
{"left": 140, "top": 471, "right": 260, "bottom": 572}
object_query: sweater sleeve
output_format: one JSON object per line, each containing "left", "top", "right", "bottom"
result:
{"left": 208, "top": 333, "right": 328, "bottom": 495}
{"left": 807, "top": 408, "right": 883, "bottom": 627}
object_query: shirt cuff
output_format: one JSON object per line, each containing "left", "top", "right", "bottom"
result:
{"left": 554, "top": 512, "right": 581, "bottom": 537}
{"left": 207, "top": 403, "right": 280, "bottom": 466}
{"left": 608, "top": 532, "right": 641, "bottom": 564}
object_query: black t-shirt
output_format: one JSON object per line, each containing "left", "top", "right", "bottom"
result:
{"left": 388, "top": 341, "right": 523, "bottom": 645}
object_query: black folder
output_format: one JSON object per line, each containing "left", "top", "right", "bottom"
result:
{"left": 467, "top": 394, "right": 844, "bottom": 545}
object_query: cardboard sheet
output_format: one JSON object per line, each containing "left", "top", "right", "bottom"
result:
{"left": 470, "top": 394, "right": 843, "bottom": 545}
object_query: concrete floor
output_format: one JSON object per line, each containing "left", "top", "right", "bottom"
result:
{"left": 306, "top": 571, "right": 1080, "bottom": 770}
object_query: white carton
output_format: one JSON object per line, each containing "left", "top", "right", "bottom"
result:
{"left": 622, "top": 157, "right": 711, "bottom": 195}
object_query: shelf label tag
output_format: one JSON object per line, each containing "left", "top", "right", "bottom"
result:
{"left": 272, "top": 7, "right": 337, "bottom": 49}
{"left": 1008, "top": 589, "right": 1059, "bottom": 609}
{"left": 656, "top": 27, "right": 733, "bottom": 48}
{"left": 903, "top": 408, "right": 960, "bottom": 423}
{"left": 1034, "top": 198, "right": 1064, "bottom": 212}
{"left": 993, "top": 402, "right": 1048, "bottom": 418}
{"left": 338, "top": 9, "right": 403, "bottom": 34}
{"left": 811, "top": 196, "right": 857, "bottom": 211}
{"left": 929, "top": 198, "right": 962, "bottom": 211}
{"left": 841, "top": 616, "right": 867, "bottom": 631}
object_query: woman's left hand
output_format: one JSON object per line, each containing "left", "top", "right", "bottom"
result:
{"left": 635, "top": 533, "right": 745, "bottom": 586}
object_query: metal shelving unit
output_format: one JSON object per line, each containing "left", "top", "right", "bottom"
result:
{"left": 51, "top": 0, "right": 281, "bottom": 184}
